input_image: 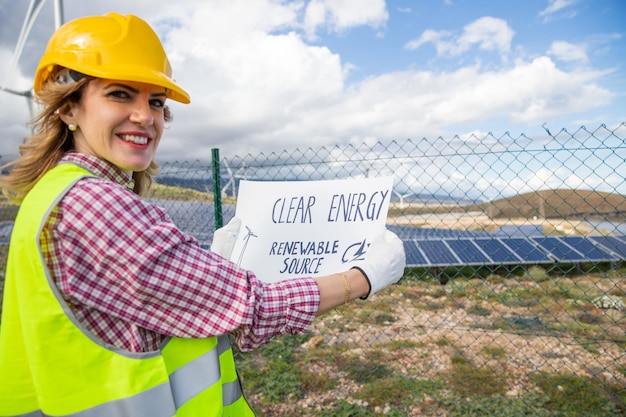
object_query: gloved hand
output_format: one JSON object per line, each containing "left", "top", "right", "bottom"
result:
{"left": 352, "top": 228, "right": 406, "bottom": 299}
{"left": 210, "top": 217, "right": 241, "bottom": 259}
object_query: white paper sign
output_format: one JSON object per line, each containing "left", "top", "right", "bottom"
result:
{"left": 230, "top": 177, "right": 393, "bottom": 282}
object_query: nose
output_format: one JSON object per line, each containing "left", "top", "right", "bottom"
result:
{"left": 129, "top": 98, "right": 154, "bottom": 127}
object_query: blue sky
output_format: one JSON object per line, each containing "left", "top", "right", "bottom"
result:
{"left": 0, "top": 0, "right": 624, "bottom": 198}
{"left": 315, "top": 0, "right": 625, "bottom": 132}
{"left": 333, "top": 0, "right": 624, "bottom": 78}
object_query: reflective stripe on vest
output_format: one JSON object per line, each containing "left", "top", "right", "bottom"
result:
{"left": 216, "top": 336, "right": 245, "bottom": 407}
{"left": 0, "top": 163, "right": 254, "bottom": 417}
{"left": 16, "top": 383, "right": 177, "bottom": 417}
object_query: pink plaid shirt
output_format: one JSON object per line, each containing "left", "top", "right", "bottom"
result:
{"left": 42, "top": 153, "right": 319, "bottom": 352}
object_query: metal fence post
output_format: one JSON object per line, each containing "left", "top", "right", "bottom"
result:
{"left": 211, "top": 148, "right": 223, "bottom": 230}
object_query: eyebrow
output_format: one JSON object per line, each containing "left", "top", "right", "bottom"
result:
{"left": 105, "top": 82, "right": 167, "bottom": 98}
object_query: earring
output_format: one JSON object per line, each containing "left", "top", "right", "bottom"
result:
{"left": 68, "top": 123, "right": 77, "bottom": 132}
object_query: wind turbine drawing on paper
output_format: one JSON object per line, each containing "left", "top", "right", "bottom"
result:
{"left": 1, "top": 0, "right": 64, "bottom": 119}
{"left": 236, "top": 226, "right": 258, "bottom": 266}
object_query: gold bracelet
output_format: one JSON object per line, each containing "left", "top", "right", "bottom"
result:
{"left": 339, "top": 273, "right": 350, "bottom": 305}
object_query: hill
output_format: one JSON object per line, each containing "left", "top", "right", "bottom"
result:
{"left": 473, "top": 189, "right": 626, "bottom": 221}
{"left": 388, "top": 189, "right": 626, "bottom": 222}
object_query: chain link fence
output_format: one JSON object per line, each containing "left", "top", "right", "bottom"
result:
{"left": 150, "top": 123, "right": 626, "bottom": 416}
{"left": 0, "top": 123, "right": 624, "bottom": 415}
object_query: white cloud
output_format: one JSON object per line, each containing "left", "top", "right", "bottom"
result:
{"left": 538, "top": 0, "right": 579, "bottom": 22}
{"left": 153, "top": 2, "right": 348, "bottom": 157}
{"left": 404, "top": 29, "right": 450, "bottom": 52}
{"left": 540, "top": 0, "right": 577, "bottom": 15}
{"left": 163, "top": 50, "right": 611, "bottom": 159}
{"left": 336, "top": 56, "right": 610, "bottom": 131}
{"left": 302, "top": 0, "right": 387, "bottom": 40}
{"left": 405, "top": 17, "right": 514, "bottom": 58}
{"left": 547, "top": 40, "right": 588, "bottom": 64}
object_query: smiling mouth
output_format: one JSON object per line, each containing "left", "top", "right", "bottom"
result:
{"left": 118, "top": 134, "right": 150, "bottom": 145}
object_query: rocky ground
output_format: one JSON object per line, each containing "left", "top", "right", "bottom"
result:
{"left": 238, "top": 273, "right": 626, "bottom": 416}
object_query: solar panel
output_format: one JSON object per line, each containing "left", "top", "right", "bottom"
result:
{"left": 530, "top": 236, "right": 578, "bottom": 262}
{"left": 0, "top": 222, "right": 13, "bottom": 245}
{"left": 589, "top": 236, "right": 626, "bottom": 259}
{"left": 558, "top": 236, "right": 619, "bottom": 262}
{"left": 473, "top": 238, "right": 524, "bottom": 263}
{"left": 150, "top": 202, "right": 625, "bottom": 267}
{"left": 530, "top": 236, "right": 589, "bottom": 262}
{"left": 445, "top": 239, "right": 491, "bottom": 265}
{"left": 500, "top": 238, "right": 553, "bottom": 263}
{"left": 388, "top": 225, "right": 490, "bottom": 239}
{"left": 403, "top": 240, "right": 429, "bottom": 266}
{"left": 416, "top": 239, "right": 461, "bottom": 266}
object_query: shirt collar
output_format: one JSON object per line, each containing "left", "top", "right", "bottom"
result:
{"left": 58, "top": 153, "right": 136, "bottom": 190}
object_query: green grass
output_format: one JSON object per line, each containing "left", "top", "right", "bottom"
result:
{"left": 530, "top": 372, "right": 624, "bottom": 416}
{"left": 236, "top": 333, "right": 314, "bottom": 404}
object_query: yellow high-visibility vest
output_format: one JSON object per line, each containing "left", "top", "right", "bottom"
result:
{"left": 0, "top": 163, "right": 254, "bottom": 416}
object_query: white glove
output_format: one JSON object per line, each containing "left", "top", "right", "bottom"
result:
{"left": 210, "top": 217, "right": 241, "bottom": 259}
{"left": 353, "top": 228, "right": 406, "bottom": 299}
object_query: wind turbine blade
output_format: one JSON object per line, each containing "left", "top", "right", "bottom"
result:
{"left": 53, "top": 0, "right": 64, "bottom": 29}
{"left": 2, "top": 0, "right": 48, "bottom": 89}
{"left": 26, "top": 95, "right": 34, "bottom": 122}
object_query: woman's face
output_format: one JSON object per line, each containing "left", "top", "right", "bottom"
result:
{"left": 62, "top": 78, "right": 167, "bottom": 174}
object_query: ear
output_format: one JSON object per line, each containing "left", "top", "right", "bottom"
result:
{"left": 57, "top": 102, "right": 77, "bottom": 126}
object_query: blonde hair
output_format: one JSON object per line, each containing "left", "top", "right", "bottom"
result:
{"left": 0, "top": 72, "right": 171, "bottom": 202}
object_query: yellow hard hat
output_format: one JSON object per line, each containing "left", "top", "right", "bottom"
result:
{"left": 34, "top": 12, "right": 190, "bottom": 104}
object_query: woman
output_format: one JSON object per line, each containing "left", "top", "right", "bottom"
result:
{"left": 0, "top": 12, "right": 405, "bottom": 417}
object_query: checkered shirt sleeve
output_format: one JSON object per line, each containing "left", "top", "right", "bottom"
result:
{"left": 43, "top": 155, "right": 320, "bottom": 352}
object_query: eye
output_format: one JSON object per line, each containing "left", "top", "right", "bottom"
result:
{"left": 107, "top": 90, "right": 131, "bottom": 100}
{"left": 150, "top": 98, "right": 165, "bottom": 109}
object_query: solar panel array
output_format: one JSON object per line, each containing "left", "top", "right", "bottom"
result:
{"left": 2, "top": 200, "right": 623, "bottom": 268}
{"left": 84, "top": 200, "right": 626, "bottom": 267}
{"left": 388, "top": 225, "right": 626, "bottom": 267}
